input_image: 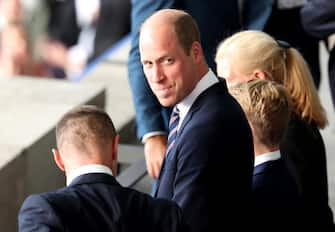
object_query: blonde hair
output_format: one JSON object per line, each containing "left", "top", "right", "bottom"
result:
{"left": 216, "top": 30, "right": 327, "bottom": 128}
{"left": 230, "top": 79, "right": 292, "bottom": 147}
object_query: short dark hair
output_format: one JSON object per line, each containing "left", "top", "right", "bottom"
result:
{"left": 173, "top": 10, "right": 201, "bottom": 55}
{"left": 141, "top": 9, "right": 201, "bottom": 55}
{"left": 56, "top": 105, "right": 116, "bottom": 155}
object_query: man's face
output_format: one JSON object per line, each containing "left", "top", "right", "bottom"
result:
{"left": 139, "top": 24, "right": 199, "bottom": 107}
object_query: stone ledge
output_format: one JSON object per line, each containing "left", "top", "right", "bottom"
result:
{"left": 0, "top": 76, "right": 106, "bottom": 232}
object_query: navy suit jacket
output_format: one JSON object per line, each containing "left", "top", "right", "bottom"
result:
{"left": 301, "top": 0, "right": 335, "bottom": 39}
{"left": 154, "top": 81, "right": 254, "bottom": 232}
{"left": 18, "top": 173, "right": 188, "bottom": 232}
{"left": 241, "top": 0, "right": 273, "bottom": 30}
{"left": 253, "top": 158, "right": 303, "bottom": 231}
{"left": 301, "top": 0, "right": 335, "bottom": 115}
{"left": 127, "top": 0, "right": 241, "bottom": 140}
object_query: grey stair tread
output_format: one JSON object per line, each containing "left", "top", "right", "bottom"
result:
{"left": 117, "top": 144, "right": 147, "bottom": 187}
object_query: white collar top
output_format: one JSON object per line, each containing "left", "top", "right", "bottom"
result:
{"left": 176, "top": 69, "right": 218, "bottom": 129}
{"left": 66, "top": 164, "right": 113, "bottom": 186}
{"left": 254, "top": 150, "right": 281, "bottom": 167}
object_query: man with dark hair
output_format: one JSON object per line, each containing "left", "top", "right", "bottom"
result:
{"left": 127, "top": 0, "right": 241, "bottom": 180}
{"left": 140, "top": 9, "right": 254, "bottom": 232}
{"left": 18, "top": 105, "right": 188, "bottom": 232}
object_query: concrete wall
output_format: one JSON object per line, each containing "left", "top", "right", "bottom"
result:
{"left": 0, "top": 77, "right": 105, "bottom": 231}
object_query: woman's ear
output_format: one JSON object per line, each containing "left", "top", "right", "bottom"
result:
{"left": 253, "top": 70, "right": 267, "bottom": 80}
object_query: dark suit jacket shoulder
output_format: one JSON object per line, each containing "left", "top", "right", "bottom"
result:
{"left": 252, "top": 158, "right": 304, "bottom": 231}
{"left": 253, "top": 159, "right": 301, "bottom": 210}
{"left": 19, "top": 173, "right": 188, "bottom": 232}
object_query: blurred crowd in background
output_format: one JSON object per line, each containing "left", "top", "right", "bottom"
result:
{"left": 0, "top": 0, "right": 130, "bottom": 79}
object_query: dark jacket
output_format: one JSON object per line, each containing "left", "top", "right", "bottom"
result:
{"left": 19, "top": 173, "right": 189, "bottom": 232}
{"left": 253, "top": 158, "right": 303, "bottom": 231}
{"left": 154, "top": 80, "right": 254, "bottom": 232}
{"left": 280, "top": 114, "right": 335, "bottom": 230}
{"left": 301, "top": 0, "right": 335, "bottom": 39}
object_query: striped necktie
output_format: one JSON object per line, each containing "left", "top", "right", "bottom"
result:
{"left": 166, "top": 107, "right": 180, "bottom": 157}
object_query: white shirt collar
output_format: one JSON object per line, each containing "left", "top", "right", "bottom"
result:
{"left": 254, "top": 150, "right": 281, "bottom": 167}
{"left": 66, "top": 164, "right": 113, "bottom": 186}
{"left": 176, "top": 69, "right": 218, "bottom": 128}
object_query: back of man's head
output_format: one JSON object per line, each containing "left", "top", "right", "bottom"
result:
{"left": 230, "top": 79, "right": 292, "bottom": 148}
{"left": 56, "top": 105, "right": 116, "bottom": 158}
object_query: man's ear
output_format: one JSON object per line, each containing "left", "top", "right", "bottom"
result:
{"left": 112, "top": 135, "right": 119, "bottom": 161}
{"left": 52, "top": 148, "right": 65, "bottom": 172}
{"left": 191, "top": 41, "right": 202, "bottom": 61}
{"left": 111, "top": 135, "right": 119, "bottom": 176}
{"left": 253, "top": 69, "right": 267, "bottom": 80}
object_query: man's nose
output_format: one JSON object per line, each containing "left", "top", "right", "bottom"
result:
{"left": 151, "top": 65, "right": 164, "bottom": 82}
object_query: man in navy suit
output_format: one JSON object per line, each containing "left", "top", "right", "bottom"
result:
{"left": 18, "top": 105, "right": 188, "bottom": 232}
{"left": 230, "top": 79, "right": 304, "bottom": 231}
{"left": 139, "top": 9, "right": 254, "bottom": 232}
{"left": 127, "top": 0, "right": 241, "bottom": 180}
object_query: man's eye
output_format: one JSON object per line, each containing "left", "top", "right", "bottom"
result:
{"left": 143, "top": 62, "right": 152, "bottom": 68}
{"left": 165, "top": 58, "right": 174, "bottom": 64}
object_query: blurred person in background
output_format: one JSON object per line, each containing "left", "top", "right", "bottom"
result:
{"left": 301, "top": 0, "right": 335, "bottom": 112}
{"left": 41, "top": 0, "right": 130, "bottom": 79}
{"left": 0, "top": 22, "right": 48, "bottom": 77}
{"left": 0, "top": 0, "right": 23, "bottom": 29}
{"left": 0, "top": 0, "right": 51, "bottom": 77}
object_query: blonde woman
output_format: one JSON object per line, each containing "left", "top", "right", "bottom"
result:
{"left": 215, "top": 30, "right": 334, "bottom": 230}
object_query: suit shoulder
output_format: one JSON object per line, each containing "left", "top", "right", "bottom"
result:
{"left": 21, "top": 193, "right": 51, "bottom": 209}
{"left": 19, "top": 193, "right": 63, "bottom": 231}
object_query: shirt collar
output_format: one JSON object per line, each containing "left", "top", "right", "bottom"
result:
{"left": 176, "top": 69, "right": 218, "bottom": 128}
{"left": 66, "top": 164, "right": 113, "bottom": 186}
{"left": 254, "top": 150, "right": 281, "bottom": 167}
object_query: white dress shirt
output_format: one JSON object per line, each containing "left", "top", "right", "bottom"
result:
{"left": 254, "top": 150, "right": 281, "bottom": 167}
{"left": 142, "top": 69, "right": 218, "bottom": 142}
{"left": 66, "top": 164, "right": 113, "bottom": 186}
{"left": 176, "top": 69, "right": 219, "bottom": 129}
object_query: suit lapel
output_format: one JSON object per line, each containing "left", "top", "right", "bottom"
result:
{"left": 154, "top": 81, "right": 225, "bottom": 197}
{"left": 153, "top": 159, "right": 164, "bottom": 197}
